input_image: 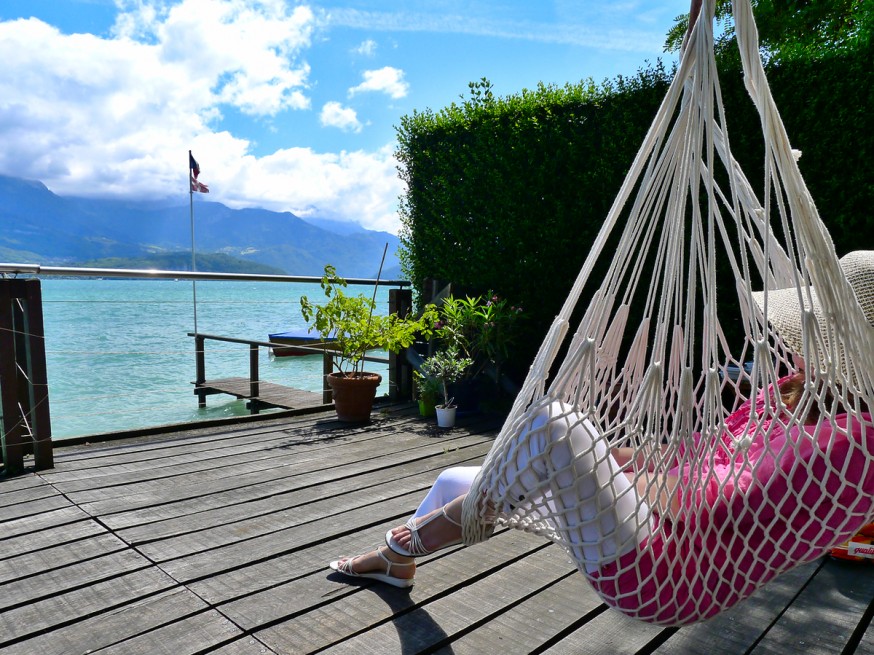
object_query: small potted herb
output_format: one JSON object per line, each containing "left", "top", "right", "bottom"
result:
{"left": 420, "top": 348, "right": 473, "bottom": 428}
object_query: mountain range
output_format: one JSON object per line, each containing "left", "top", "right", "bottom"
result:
{"left": 0, "top": 175, "right": 402, "bottom": 279}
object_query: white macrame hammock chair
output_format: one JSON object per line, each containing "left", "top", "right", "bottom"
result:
{"left": 460, "top": 0, "right": 874, "bottom": 626}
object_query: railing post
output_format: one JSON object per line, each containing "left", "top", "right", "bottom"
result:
{"left": 22, "top": 280, "right": 53, "bottom": 469}
{"left": 389, "top": 288, "right": 413, "bottom": 401}
{"left": 194, "top": 334, "right": 206, "bottom": 408}
{"left": 0, "top": 279, "right": 53, "bottom": 474}
{"left": 322, "top": 352, "right": 333, "bottom": 404}
{"left": 249, "top": 344, "right": 260, "bottom": 414}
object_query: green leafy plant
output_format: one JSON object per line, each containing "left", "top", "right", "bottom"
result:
{"left": 300, "top": 265, "right": 438, "bottom": 376}
{"left": 435, "top": 292, "right": 523, "bottom": 380}
{"left": 420, "top": 348, "right": 474, "bottom": 408}
{"left": 413, "top": 369, "right": 442, "bottom": 403}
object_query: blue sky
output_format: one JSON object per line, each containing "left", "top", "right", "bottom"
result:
{"left": 0, "top": 0, "right": 690, "bottom": 233}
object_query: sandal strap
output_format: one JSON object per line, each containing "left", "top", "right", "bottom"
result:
{"left": 441, "top": 506, "right": 462, "bottom": 527}
{"left": 376, "top": 547, "right": 414, "bottom": 575}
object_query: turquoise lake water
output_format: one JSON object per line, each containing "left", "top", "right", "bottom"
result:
{"left": 39, "top": 278, "right": 393, "bottom": 440}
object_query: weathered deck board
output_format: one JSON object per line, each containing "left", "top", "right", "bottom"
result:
{"left": 197, "top": 376, "right": 326, "bottom": 411}
{"left": 1, "top": 404, "right": 872, "bottom": 654}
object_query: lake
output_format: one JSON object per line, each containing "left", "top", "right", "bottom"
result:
{"left": 39, "top": 278, "right": 394, "bottom": 440}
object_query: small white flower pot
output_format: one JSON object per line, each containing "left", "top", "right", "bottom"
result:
{"left": 435, "top": 405, "right": 457, "bottom": 428}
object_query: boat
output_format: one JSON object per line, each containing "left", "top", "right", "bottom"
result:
{"left": 267, "top": 329, "right": 338, "bottom": 357}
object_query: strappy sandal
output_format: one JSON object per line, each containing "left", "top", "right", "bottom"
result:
{"left": 329, "top": 547, "right": 415, "bottom": 588}
{"left": 385, "top": 506, "right": 463, "bottom": 557}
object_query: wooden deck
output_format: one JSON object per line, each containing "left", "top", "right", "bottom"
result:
{"left": 1, "top": 405, "right": 873, "bottom": 655}
{"left": 196, "top": 377, "right": 327, "bottom": 412}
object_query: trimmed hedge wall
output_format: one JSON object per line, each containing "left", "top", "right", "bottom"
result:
{"left": 397, "top": 46, "right": 873, "bottom": 377}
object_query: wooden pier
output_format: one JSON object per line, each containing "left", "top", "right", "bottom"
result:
{"left": 196, "top": 376, "right": 327, "bottom": 412}
{"left": 1, "top": 405, "right": 873, "bottom": 654}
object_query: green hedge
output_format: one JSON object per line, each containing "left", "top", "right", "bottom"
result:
{"left": 396, "top": 46, "right": 873, "bottom": 377}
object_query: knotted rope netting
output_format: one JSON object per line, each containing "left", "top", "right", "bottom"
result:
{"left": 460, "top": 0, "right": 874, "bottom": 625}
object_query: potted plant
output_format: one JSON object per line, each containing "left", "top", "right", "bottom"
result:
{"left": 413, "top": 369, "right": 441, "bottom": 417}
{"left": 433, "top": 292, "right": 523, "bottom": 411}
{"left": 420, "top": 348, "right": 473, "bottom": 428}
{"left": 301, "top": 265, "right": 437, "bottom": 422}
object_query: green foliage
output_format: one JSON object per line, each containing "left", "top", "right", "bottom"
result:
{"left": 413, "top": 369, "right": 442, "bottom": 403}
{"left": 420, "top": 348, "right": 474, "bottom": 407}
{"left": 396, "top": 43, "right": 872, "bottom": 375}
{"left": 664, "top": 0, "right": 872, "bottom": 64}
{"left": 397, "top": 68, "right": 673, "bottom": 369}
{"left": 300, "top": 265, "right": 439, "bottom": 375}
{"left": 435, "top": 292, "right": 523, "bottom": 378}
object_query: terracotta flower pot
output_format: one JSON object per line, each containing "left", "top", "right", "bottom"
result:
{"left": 326, "top": 372, "right": 382, "bottom": 422}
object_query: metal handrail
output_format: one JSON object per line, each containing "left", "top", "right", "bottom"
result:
{"left": 0, "top": 263, "right": 409, "bottom": 287}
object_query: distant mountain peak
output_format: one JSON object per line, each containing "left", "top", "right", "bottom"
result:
{"left": 0, "top": 174, "right": 403, "bottom": 278}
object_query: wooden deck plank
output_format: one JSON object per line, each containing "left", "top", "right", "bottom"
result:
{"left": 206, "top": 637, "right": 279, "bottom": 654}
{"left": 93, "top": 609, "right": 243, "bottom": 655}
{"left": 48, "top": 413, "right": 482, "bottom": 497}
{"left": 113, "top": 442, "right": 491, "bottom": 546}
{"left": 0, "top": 482, "right": 62, "bottom": 508}
{"left": 130, "top": 446, "right": 491, "bottom": 559}
{"left": 429, "top": 573, "right": 603, "bottom": 655}
{"left": 40, "top": 413, "right": 404, "bottom": 482}
{"left": 197, "top": 376, "right": 324, "bottom": 410}
{"left": 0, "top": 548, "right": 153, "bottom": 611}
{"left": 0, "top": 568, "right": 180, "bottom": 648}
{"left": 249, "top": 529, "right": 554, "bottom": 653}
{"left": 748, "top": 558, "right": 874, "bottom": 655}
{"left": 541, "top": 608, "right": 665, "bottom": 654}
{"left": 1, "top": 587, "right": 212, "bottom": 655}
{"left": 314, "top": 542, "right": 577, "bottom": 654}
{"left": 1, "top": 513, "right": 105, "bottom": 551}
{"left": 3, "top": 407, "right": 873, "bottom": 655}
{"left": 0, "top": 492, "right": 75, "bottom": 522}
{"left": 654, "top": 560, "right": 820, "bottom": 654}
{"left": 67, "top": 430, "right": 495, "bottom": 518}
{"left": 0, "top": 532, "right": 129, "bottom": 584}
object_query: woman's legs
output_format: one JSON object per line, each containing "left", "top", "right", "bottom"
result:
{"left": 329, "top": 470, "right": 475, "bottom": 582}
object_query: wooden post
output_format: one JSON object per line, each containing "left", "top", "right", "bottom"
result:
{"left": 249, "top": 344, "right": 260, "bottom": 414}
{"left": 389, "top": 288, "right": 413, "bottom": 401}
{"left": 22, "top": 280, "right": 53, "bottom": 469}
{"left": 195, "top": 334, "right": 206, "bottom": 408}
{"left": 0, "top": 282, "right": 23, "bottom": 473}
{"left": 322, "top": 352, "right": 333, "bottom": 404}
{"left": 0, "top": 279, "right": 53, "bottom": 474}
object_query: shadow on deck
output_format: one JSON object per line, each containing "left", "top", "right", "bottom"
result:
{"left": 1, "top": 405, "right": 873, "bottom": 654}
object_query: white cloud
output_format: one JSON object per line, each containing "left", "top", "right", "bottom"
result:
{"left": 0, "top": 2, "right": 406, "bottom": 234}
{"left": 348, "top": 66, "right": 409, "bottom": 99}
{"left": 320, "top": 101, "right": 363, "bottom": 133}
{"left": 327, "top": 8, "right": 668, "bottom": 52}
{"left": 353, "top": 38, "right": 378, "bottom": 56}
{"left": 223, "top": 144, "right": 404, "bottom": 233}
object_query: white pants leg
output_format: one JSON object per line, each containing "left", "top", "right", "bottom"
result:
{"left": 494, "top": 401, "right": 651, "bottom": 572}
{"left": 412, "top": 466, "right": 481, "bottom": 519}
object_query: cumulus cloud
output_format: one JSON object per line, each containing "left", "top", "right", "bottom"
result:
{"left": 223, "top": 144, "right": 404, "bottom": 233}
{"left": 0, "top": 1, "right": 406, "bottom": 233}
{"left": 348, "top": 66, "right": 409, "bottom": 99}
{"left": 320, "top": 101, "right": 363, "bottom": 132}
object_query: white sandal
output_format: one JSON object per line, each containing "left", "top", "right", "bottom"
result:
{"left": 329, "top": 547, "right": 415, "bottom": 588}
{"left": 385, "top": 506, "right": 463, "bottom": 557}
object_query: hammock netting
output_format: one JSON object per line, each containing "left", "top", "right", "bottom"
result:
{"left": 460, "top": 0, "right": 874, "bottom": 626}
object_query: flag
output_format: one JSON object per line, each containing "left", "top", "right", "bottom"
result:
{"left": 189, "top": 150, "right": 209, "bottom": 193}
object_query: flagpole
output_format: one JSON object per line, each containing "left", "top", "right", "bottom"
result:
{"left": 189, "top": 151, "right": 199, "bottom": 335}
